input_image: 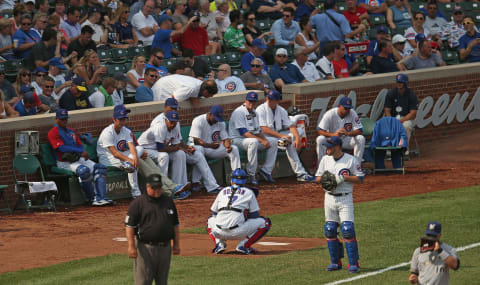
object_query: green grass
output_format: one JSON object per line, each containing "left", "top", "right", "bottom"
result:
{"left": 2, "top": 186, "right": 480, "bottom": 284}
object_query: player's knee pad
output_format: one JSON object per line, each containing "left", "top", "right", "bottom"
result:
{"left": 324, "top": 221, "right": 339, "bottom": 239}
{"left": 76, "top": 165, "right": 91, "bottom": 182}
{"left": 340, "top": 221, "right": 356, "bottom": 240}
{"left": 262, "top": 217, "right": 272, "bottom": 230}
{"left": 244, "top": 217, "right": 271, "bottom": 248}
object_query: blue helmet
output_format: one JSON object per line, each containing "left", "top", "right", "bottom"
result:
{"left": 395, "top": 73, "right": 408, "bottom": 86}
{"left": 231, "top": 168, "right": 247, "bottom": 185}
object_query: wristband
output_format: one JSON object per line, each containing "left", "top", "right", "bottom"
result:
{"left": 438, "top": 250, "right": 449, "bottom": 261}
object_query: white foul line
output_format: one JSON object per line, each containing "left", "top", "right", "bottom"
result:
{"left": 324, "top": 242, "right": 480, "bottom": 285}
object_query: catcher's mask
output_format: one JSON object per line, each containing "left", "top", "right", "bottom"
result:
{"left": 231, "top": 168, "right": 247, "bottom": 185}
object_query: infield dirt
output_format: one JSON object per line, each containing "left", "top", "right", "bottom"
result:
{"left": 1, "top": 130, "right": 479, "bottom": 273}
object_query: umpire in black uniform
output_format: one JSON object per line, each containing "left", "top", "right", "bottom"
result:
{"left": 125, "top": 174, "right": 181, "bottom": 285}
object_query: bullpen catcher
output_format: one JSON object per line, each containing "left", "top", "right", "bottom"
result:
{"left": 316, "top": 136, "right": 364, "bottom": 273}
{"left": 206, "top": 168, "right": 271, "bottom": 255}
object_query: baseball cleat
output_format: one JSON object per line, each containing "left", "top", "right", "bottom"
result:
{"left": 99, "top": 199, "right": 113, "bottom": 205}
{"left": 348, "top": 264, "right": 359, "bottom": 273}
{"left": 248, "top": 176, "right": 259, "bottom": 186}
{"left": 191, "top": 182, "right": 202, "bottom": 192}
{"left": 326, "top": 263, "right": 342, "bottom": 271}
{"left": 297, "top": 174, "right": 316, "bottom": 182}
{"left": 174, "top": 191, "right": 191, "bottom": 200}
{"left": 236, "top": 245, "right": 258, "bottom": 255}
{"left": 259, "top": 169, "right": 275, "bottom": 183}
{"left": 92, "top": 199, "right": 108, "bottom": 206}
{"left": 174, "top": 182, "right": 191, "bottom": 195}
{"left": 208, "top": 187, "right": 222, "bottom": 195}
{"left": 212, "top": 242, "right": 226, "bottom": 254}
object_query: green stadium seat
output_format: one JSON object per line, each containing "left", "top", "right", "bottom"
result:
{"left": 231, "top": 69, "right": 243, "bottom": 77}
{"left": 209, "top": 54, "right": 226, "bottom": 68}
{"left": 196, "top": 55, "right": 210, "bottom": 65}
{"left": 128, "top": 46, "right": 145, "bottom": 58}
{"left": 391, "top": 27, "right": 407, "bottom": 37}
{"left": 369, "top": 15, "right": 386, "bottom": 26}
{"left": 107, "top": 64, "right": 127, "bottom": 76}
{"left": 256, "top": 19, "right": 271, "bottom": 32}
{"left": 337, "top": 3, "right": 347, "bottom": 13}
{"left": 97, "top": 49, "right": 112, "bottom": 62}
{"left": 0, "top": 11, "right": 12, "bottom": 19}
{"left": 441, "top": 50, "right": 459, "bottom": 65}
{"left": 164, "top": 57, "right": 178, "bottom": 70}
{"left": 225, "top": 51, "right": 242, "bottom": 69}
{"left": 411, "top": 2, "right": 425, "bottom": 11}
{"left": 109, "top": 48, "right": 128, "bottom": 64}
{"left": 438, "top": 2, "right": 454, "bottom": 13}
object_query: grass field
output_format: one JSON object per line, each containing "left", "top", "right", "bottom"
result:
{"left": 2, "top": 186, "right": 479, "bottom": 285}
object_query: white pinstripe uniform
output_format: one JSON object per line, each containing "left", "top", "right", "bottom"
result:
{"left": 316, "top": 108, "right": 365, "bottom": 166}
{"left": 315, "top": 153, "right": 364, "bottom": 223}
{"left": 188, "top": 114, "right": 241, "bottom": 179}
{"left": 229, "top": 104, "right": 278, "bottom": 177}
{"left": 138, "top": 113, "right": 220, "bottom": 192}
{"left": 256, "top": 102, "right": 309, "bottom": 177}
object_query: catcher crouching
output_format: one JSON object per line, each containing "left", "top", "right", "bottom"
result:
{"left": 315, "top": 136, "right": 364, "bottom": 273}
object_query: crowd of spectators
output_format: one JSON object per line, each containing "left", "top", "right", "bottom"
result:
{"left": 0, "top": 0, "right": 479, "bottom": 119}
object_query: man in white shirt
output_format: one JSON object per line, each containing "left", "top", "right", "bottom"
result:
{"left": 48, "top": 57, "right": 71, "bottom": 100}
{"left": 152, "top": 74, "right": 218, "bottom": 105}
{"left": 215, "top": 64, "right": 246, "bottom": 94}
{"left": 81, "top": 7, "right": 106, "bottom": 45}
{"left": 256, "top": 90, "right": 316, "bottom": 182}
{"left": 89, "top": 77, "right": 116, "bottom": 108}
{"left": 131, "top": 0, "right": 160, "bottom": 46}
{"left": 292, "top": 47, "right": 321, "bottom": 82}
{"left": 316, "top": 42, "right": 336, "bottom": 80}
{"left": 229, "top": 92, "right": 278, "bottom": 185}
{"left": 424, "top": 2, "right": 447, "bottom": 37}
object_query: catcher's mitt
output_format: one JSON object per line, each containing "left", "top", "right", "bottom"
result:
{"left": 420, "top": 236, "right": 438, "bottom": 252}
{"left": 278, "top": 139, "right": 291, "bottom": 147}
{"left": 61, "top": 152, "right": 81, "bottom": 163}
{"left": 320, "top": 171, "right": 337, "bottom": 192}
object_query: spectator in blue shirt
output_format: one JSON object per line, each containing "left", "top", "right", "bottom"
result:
{"left": 310, "top": 0, "right": 366, "bottom": 54}
{"left": 60, "top": 7, "right": 82, "bottom": 41}
{"left": 152, "top": 14, "right": 197, "bottom": 59}
{"left": 459, "top": 17, "right": 480, "bottom": 63}
{"left": 358, "top": 0, "right": 388, "bottom": 17}
{"left": 14, "top": 92, "right": 37, "bottom": 116}
{"left": 366, "top": 26, "right": 392, "bottom": 65}
{"left": 241, "top": 38, "right": 268, "bottom": 73}
{"left": 295, "top": 0, "right": 319, "bottom": 22}
{"left": 269, "top": 48, "right": 307, "bottom": 90}
{"left": 136, "top": 68, "right": 159, "bottom": 102}
{"left": 271, "top": 7, "right": 300, "bottom": 47}
{"left": 12, "top": 14, "right": 41, "bottom": 59}
{"left": 145, "top": 47, "right": 169, "bottom": 77}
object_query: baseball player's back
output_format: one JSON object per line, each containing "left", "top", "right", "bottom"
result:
{"left": 211, "top": 186, "right": 259, "bottom": 229}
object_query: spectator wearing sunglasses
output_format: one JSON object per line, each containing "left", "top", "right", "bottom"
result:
{"left": 12, "top": 14, "right": 41, "bottom": 59}
{"left": 269, "top": 48, "right": 307, "bottom": 90}
{"left": 13, "top": 68, "right": 33, "bottom": 98}
{"left": 440, "top": 6, "right": 468, "bottom": 49}
{"left": 136, "top": 68, "right": 160, "bottom": 103}
{"left": 240, "top": 57, "right": 275, "bottom": 94}
{"left": 146, "top": 47, "right": 169, "bottom": 77}
{"left": 292, "top": 46, "right": 321, "bottom": 82}
{"left": 271, "top": 7, "right": 300, "bottom": 47}
{"left": 459, "top": 17, "right": 480, "bottom": 63}
{"left": 404, "top": 11, "right": 432, "bottom": 56}
{"left": 31, "top": 67, "right": 49, "bottom": 95}
{"left": 38, "top": 77, "right": 59, "bottom": 112}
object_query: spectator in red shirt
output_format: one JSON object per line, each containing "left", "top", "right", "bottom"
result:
{"left": 181, "top": 11, "right": 213, "bottom": 55}
{"left": 332, "top": 42, "right": 350, "bottom": 78}
{"left": 343, "top": 0, "right": 369, "bottom": 29}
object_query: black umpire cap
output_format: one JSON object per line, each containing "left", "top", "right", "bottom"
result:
{"left": 146, "top": 174, "right": 163, "bottom": 188}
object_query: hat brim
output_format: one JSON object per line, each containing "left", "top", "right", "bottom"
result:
{"left": 213, "top": 114, "right": 225, "bottom": 122}
{"left": 56, "top": 64, "right": 67, "bottom": 70}
{"left": 76, "top": 86, "right": 87, "bottom": 92}
{"left": 340, "top": 104, "right": 353, "bottom": 109}
{"left": 425, "top": 230, "right": 440, "bottom": 236}
{"left": 254, "top": 43, "right": 267, "bottom": 49}
{"left": 322, "top": 142, "right": 338, "bottom": 148}
{"left": 148, "top": 182, "right": 163, "bottom": 188}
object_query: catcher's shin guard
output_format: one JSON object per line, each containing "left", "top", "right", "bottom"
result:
{"left": 341, "top": 221, "right": 359, "bottom": 265}
{"left": 244, "top": 217, "right": 271, "bottom": 248}
{"left": 80, "top": 181, "right": 95, "bottom": 202}
{"left": 94, "top": 164, "right": 107, "bottom": 201}
{"left": 325, "top": 221, "right": 342, "bottom": 264}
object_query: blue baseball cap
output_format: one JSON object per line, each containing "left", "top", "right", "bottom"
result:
{"left": 396, "top": 73, "right": 408, "bottom": 85}
{"left": 425, "top": 221, "right": 442, "bottom": 237}
{"left": 34, "top": 67, "right": 47, "bottom": 74}
{"left": 252, "top": 38, "right": 267, "bottom": 49}
{"left": 165, "top": 110, "right": 179, "bottom": 122}
{"left": 377, "top": 26, "right": 388, "bottom": 34}
{"left": 158, "top": 14, "right": 172, "bottom": 24}
{"left": 19, "top": 84, "right": 34, "bottom": 94}
{"left": 245, "top": 91, "right": 258, "bottom": 102}
{"left": 49, "top": 57, "right": 67, "bottom": 70}
{"left": 165, "top": 97, "right": 179, "bottom": 109}
{"left": 266, "top": 90, "right": 282, "bottom": 100}
{"left": 113, "top": 104, "right": 131, "bottom": 119}
{"left": 323, "top": 136, "right": 343, "bottom": 148}
{"left": 56, "top": 109, "right": 69, "bottom": 119}
{"left": 415, "top": 33, "right": 426, "bottom": 42}
{"left": 339, "top": 97, "right": 353, "bottom": 109}
{"left": 24, "top": 92, "right": 35, "bottom": 104}
{"left": 210, "top": 105, "right": 225, "bottom": 122}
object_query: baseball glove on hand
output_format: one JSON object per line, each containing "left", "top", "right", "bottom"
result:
{"left": 320, "top": 171, "right": 337, "bottom": 192}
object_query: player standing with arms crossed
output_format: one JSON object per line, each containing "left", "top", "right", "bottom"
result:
{"left": 206, "top": 168, "right": 271, "bottom": 255}
{"left": 316, "top": 136, "right": 364, "bottom": 273}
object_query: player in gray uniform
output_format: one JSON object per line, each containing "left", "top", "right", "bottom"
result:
{"left": 409, "top": 221, "right": 460, "bottom": 285}
{"left": 256, "top": 90, "right": 315, "bottom": 182}
{"left": 316, "top": 97, "right": 365, "bottom": 167}
{"left": 315, "top": 136, "right": 364, "bottom": 273}
{"left": 229, "top": 92, "right": 278, "bottom": 185}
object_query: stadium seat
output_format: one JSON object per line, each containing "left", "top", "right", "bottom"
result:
{"left": 209, "top": 54, "right": 226, "bottom": 68}
{"left": 97, "top": 49, "right": 112, "bottom": 62}
{"left": 107, "top": 64, "right": 127, "bottom": 76}
{"left": 13, "top": 154, "right": 56, "bottom": 212}
{"left": 369, "top": 15, "right": 386, "bottom": 27}
{"left": 360, "top": 117, "right": 375, "bottom": 162}
{"left": 128, "top": 46, "right": 145, "bottom": 58}
{"left": 438, "top": 2, "right": 454, "bottom": 14}
{"left": 337, "top": 3, "right": 347, "bottom": 13}
{"left": 231, "top": 69, "right": 243, "bottom": 77}
{"left": 441, "top": 50, "right": 459, "bottom": 65}
{"left": 225, "top": 52, "right": 242, "bottom": 69}
{"left": 109, "top": 48, "right": 128, "bottom": 64}
{"left": 196, "top": 55, "right": 210, "bottom": 65}
{"left": 474, "top": 14, "right": 480, "bottom": 24}
{"left": 256, "top": 19, "right": 271, "bottom": 32}
{"left": 367, "top": 29, "right": 377, "bottom": 40}
{"left": 4, "top": 59, "right": 23, "bottom": 80}
{"left": 411, "top": 2, "right": 425, "bottom": 11}
{"left": 164, "top": 57, "right": 178, "bottom": 70}
{"left": 391, "top": 27, "right": 407, "bottom": 37}
{"left": 0, "top": 11, "right": 12, "bottom": 18}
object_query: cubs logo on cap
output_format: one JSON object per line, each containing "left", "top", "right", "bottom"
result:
{"left": 56, "top": 109, "right": 69, "bottom": 119}
{"left": 166, "top": 110, "right": 179, "bottom": 122}
{"left": 165, "top": 98, "right": 179, "bottom": 109}
{"left": 339, "top": 97, "right": 353, "bottom": 109}
{"left": 245, "top": 91, "right": 258, "bottom": 101}
{"left": 113, "top": 104, "right": 131, "bottom": 119}
{"left": 267, "top": 90, "right": 282, "bottom": 100}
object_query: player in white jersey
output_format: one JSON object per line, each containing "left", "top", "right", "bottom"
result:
{"left": 229, "top": 92, "right": 278, "bottom": 185}
{"left": 207, "top": 168, "right": 271, "bottom": 255}
{"left": 409, "top": 221, "right": 460, "bottom": 285}
{"left": 316, "top": 97, "right": 365, "bottom": 167}
{"left": 256, "top": 90, "right": 316, "bottom": 182}
{"left": 139, "top": 110, "right": 222, "bottom": 194}
{"left": 315, "top": 136, "right": 364, "bottom": 273}
{"left": 188, "top": 105, "right": 241, "bottom": 191}
{"left": 97, "top": 105, "right": 142, "bottom": 198}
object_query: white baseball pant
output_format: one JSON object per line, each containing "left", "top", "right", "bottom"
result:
{"left": 324, "top": 193, "right": 355, "bottom": 223}
{"left": 191, "top": 144, "right": 241, "bottom": 181}
{"left": 107, "top": 146, "right": 143, "bottom": 198}
{"left": 144, "top": 148, "right": 170, "bottom": 175}
{"left": 269, "top": 128, "right": 308, "bottom": 177}
{"left": 232, "top": 137, "right": 278, "bottom": 176}
{"left": 56, "top": 157, "right": 96, "bottom": 176}
{"left": 207, "top": 216, "right": 266, "bottom": 241}
{"left": 403, "top": 120, "right": 414, "bottom": 147}
{"left": 316, "top": 135, "right": 365, "bottom": 165}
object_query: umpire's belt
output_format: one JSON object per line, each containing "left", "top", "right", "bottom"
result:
{"left": 216, "top": 224, "right": 239, "bottom": 230}
{"left": 139, "top": 240, "right": 170, "bottom": 246}
{"left": 327, "top": 192, "right": 351, "bottom": 197}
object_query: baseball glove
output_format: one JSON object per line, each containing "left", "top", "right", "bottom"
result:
{"left": 278, "top": 139, "right": 291, "bottom": 147}
{"left": 420, "top": 236, "right": 438, "bottom": 252}
{"left": 320, "top": 171, "right": 337, "bottom": 192}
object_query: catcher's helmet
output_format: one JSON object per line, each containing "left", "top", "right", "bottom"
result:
{"left": 231, "top": 168, "right": 247, "bottom": 185}
{"left": 395, "top": 73, "right": 408, "bottom": 86}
